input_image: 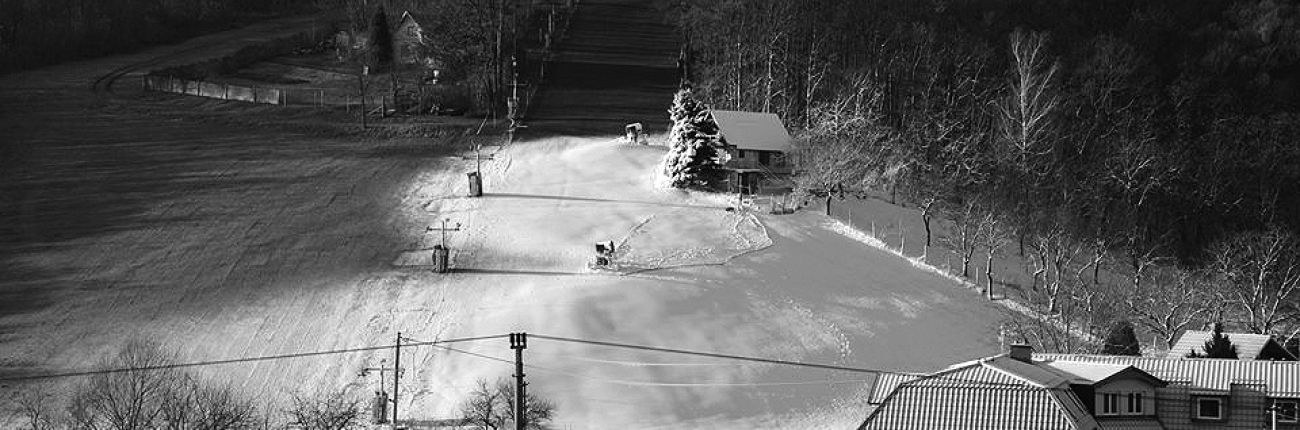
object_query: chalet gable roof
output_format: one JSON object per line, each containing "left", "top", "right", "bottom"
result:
{"left": 710, "top": 110, "right": 793, "bottom": 153}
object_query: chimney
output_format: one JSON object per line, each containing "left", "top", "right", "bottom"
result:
{"left": 1009, "top": 344, "right": 1034, "bottom": 363}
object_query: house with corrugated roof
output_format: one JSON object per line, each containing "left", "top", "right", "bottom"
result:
{"left": 710, "top": 110, "right": 794, "bottom": 194}
{"left": 861, "top": 345, "right": 1300, "bottom": 430}
{"left": 1167, "top": 330, "right": 1297, "bottom": 361}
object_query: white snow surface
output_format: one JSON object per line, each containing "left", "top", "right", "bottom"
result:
{"left": 376, "top": 136, "right": 1007, "bottom": 428}
{"left": 2, "top": 133, "right": 1009, "bottom": 429}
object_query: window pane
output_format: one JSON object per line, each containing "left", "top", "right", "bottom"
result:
{"left": 1279, "top": 401, "right": 1298, "bottom": 422}
{"left": 1198, "top": 398, "right": 1221, "bottom": 418}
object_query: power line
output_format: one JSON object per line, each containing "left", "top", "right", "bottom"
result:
{"left": 0, "top": 334, "right": 509, "bottom": 383}
{"left": 529, "top": 334, "right": 912, "bottom": 376}
{"left": 434, "top": 345, "right": 873, "bottom": 388}
{"left": 527, "top": 334, "right": 1033, "bottom": 389}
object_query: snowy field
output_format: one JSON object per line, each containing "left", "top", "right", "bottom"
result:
{"left": 1, "top": 17, "right": 1009, "bottom": 430}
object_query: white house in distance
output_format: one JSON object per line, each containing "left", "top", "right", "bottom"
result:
{"left": 1166, "top": 330, "right": 1298, "bottom": 361}
{"left": 710, "top": 110, "right": 794, "bottom": 194}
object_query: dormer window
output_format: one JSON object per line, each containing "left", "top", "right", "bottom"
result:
{"left": 1099, "top": 392, "right": 1149, "bottom": 416}
{"left": 1100, "top": 393, "right": 1121, "bottom": 415}
{"left": 1195, "top": 397, "right": 1225, "bottom": 420}
{"left": 1127, "top": 393, "right": 1143, "bottom": 414}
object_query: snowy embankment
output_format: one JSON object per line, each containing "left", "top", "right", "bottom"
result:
{"left": 824, "top": 219, "right": 1100, "bottom": 344}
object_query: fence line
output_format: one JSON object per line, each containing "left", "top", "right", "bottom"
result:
{"left": 143, "top": 75, "right": 431, "bottom": 112}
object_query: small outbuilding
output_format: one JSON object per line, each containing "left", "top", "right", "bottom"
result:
{"left": 710, "top": 110, "right": 794, "bottom": 195}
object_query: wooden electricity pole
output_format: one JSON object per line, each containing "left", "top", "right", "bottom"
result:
{"left": 393, "top": 331, "right": 402, "bottom": 426}
{"left": 359, "top": 65, "right": 370, "bottom": 129}
{"left": 509, "top": 332, "right": 528, "bottom": 430}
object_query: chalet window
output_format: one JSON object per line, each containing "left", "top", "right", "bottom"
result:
{"left": 1100, "top": 393, "right": 1121, "bottom": 415}
{"left": 759, "top": 151, "right": 771, "bottom": 165}
{"left": 1195, "top": 397, "right": 1224, "bottom": 420}
{"left": 1276, "top": 400, "right": 1299, "bottom": 423}
{"left": 737, "top": 150, "right": 745, "bottom": 159}
{"left": 1127, "top": 393, "right": 1143, "bottom": 414}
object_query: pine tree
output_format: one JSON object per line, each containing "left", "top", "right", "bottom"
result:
{"left": 1187, "top": 323, "right": 1239, "bottom": 359}
{"left": 369, "top": 6, "right": 393, "bottom": 67}
{"left": 1101, "top": 320, "right": 1141, "bottom": 356}
{"left": 661, "top": 88, "right": 725, "bottom": 189}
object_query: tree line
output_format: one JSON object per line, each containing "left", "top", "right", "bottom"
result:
{"left": 674, "top": 0, "right": 1300, "bottom": 353}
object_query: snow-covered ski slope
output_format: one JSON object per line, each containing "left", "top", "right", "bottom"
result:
{"left": 0, "top": 6, "right": 1008, "bottom": 429}
{"left": 385, "top": 136, "right": 1008, "bottom": 428}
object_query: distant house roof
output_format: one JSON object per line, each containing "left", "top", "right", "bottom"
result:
{"left": 864, "top": 347, "right": 1300, "bottom": 430}
{"left": 860, "top": 355, "right": 1102, "bottom": 430}
{"left": 1166, "top": 330, "right": 1297, "bottom": 361}
{"left": 1035, "top": 353, "right": 1300, "bottom": 397}
{"left": 710, "top": 110, "right": 793, "bottom": 153}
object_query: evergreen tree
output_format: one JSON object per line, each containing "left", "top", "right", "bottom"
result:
{"left": 660, "top": 87, "right": 725, "bottom": 189}
{"left": 369, "top": 6, "right": 393, "bottom": 67}
{"left": 1187, "top": 323, "right": 1239, "bottom": 359}
{"left": 1101, "top": 320, "right": 1141, "bottom": 356}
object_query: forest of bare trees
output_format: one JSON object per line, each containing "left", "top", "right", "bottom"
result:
{"left": 674, "top": 0, "right": 1300, "bottom": 353}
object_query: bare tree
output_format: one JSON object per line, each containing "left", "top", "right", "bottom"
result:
{"left": 15, "top": 390, "right": 58, "bottom": 430}
{"left": 1025, "top": 226, "right": 1084, "bottom": 314}
{"left": 1209, "top": 227, "right": 1300, "bottom": 334}
{"left": 160, "top": 376, "right": 262, "bottom": 430}
{"left": 941, "top": 200, "right": 981, "bottom": 278}
{"left": 977, "top": 211, "right": 1011, "bottom": 299}
{"left": 997, "top": 29, "right": 1059, "bottom": 254}
{"left": 459, "top": 377, "right": 556, "bottom": 430}
{"left": 13, "top": 342, "right": 266, "bottom": 430}
{"left": 82, "top": 339, "right": 178, "bottom": 430}
{"left": 461, "top": 378, "right": 506, "bottom": 430}
{"left": 1125, "top": 266, "right": 1212, "bottom": 349}
{"left": 285, "top": 389, "right": 364, "bottom": 430}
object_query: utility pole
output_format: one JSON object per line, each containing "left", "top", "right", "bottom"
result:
{"left": 510, "top": 332, "right": 527, "bottom": 430}
{"left": 459, "top": 144, "right": 496, "bottom": 178}
{"left": 426, "top": 218, "right": 462, "bottom": 249}
{"left": 359, "top": 359, "right": 395, "bottom": 424}
{"left": 1270, "top": 402, "right": 1279, "bottom": 430}
{"left": 359, "top": 65, "right": 369, "bottom": 129}
{"left": 393, "top": 331, "right": 402, "bottom": 427}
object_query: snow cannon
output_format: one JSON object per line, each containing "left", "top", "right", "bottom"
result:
{"left": 594, "top": 240, "right": 616, "bottom": 266}
{"left": 625, "top": 123, "right": 644, "bottom": 144}
{"left": 467, "top": 171, "right": 483, "bottom": 197}
{"left": 432, "top": 245, "right": 450, "bottom": 273}
{"left": 372, "top": 391, "right": 389, "bottom": 424}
